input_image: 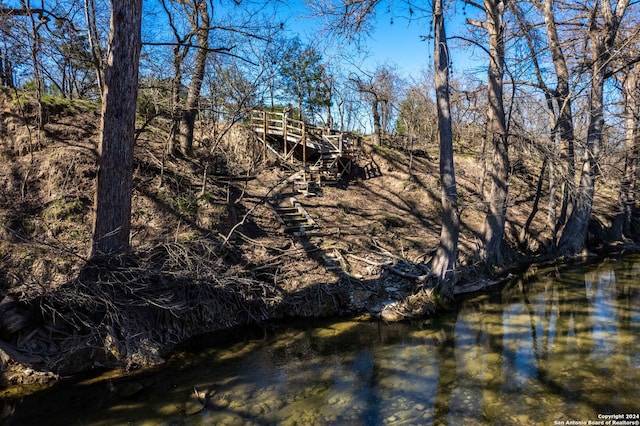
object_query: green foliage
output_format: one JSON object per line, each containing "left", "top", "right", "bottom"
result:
{"left": 176, "top": 193, "right": 198, "bottom": 218}
{"left": 43, "top": 198, "right": 85, "bottom": 221}
{"left": 371, "top": 144, "right": 392, "bottom": 155}
{"left": 280, "top": 38, "right": 331, "bottom": 122}
{"left": 198, "top": 191, "right": 214, "bottom": 203}
{"left": 12, "top": 90, "right": 98, "bottom": 117}
{"left": 20, "top": 218, "right": 37, "bottom": 236}
{"left": 23, "top": 80, "right": 40, "bottom": 93}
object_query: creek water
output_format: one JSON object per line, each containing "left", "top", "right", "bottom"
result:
{"left": 2, "top": 256, "right": 640, "bottom": 425}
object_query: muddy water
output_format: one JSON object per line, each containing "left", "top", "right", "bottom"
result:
{"left": 3, "top": 256, "right": 640, "bottom": 425}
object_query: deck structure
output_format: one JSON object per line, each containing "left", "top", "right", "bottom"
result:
{"left": 250, "top": 110, "right": 358, "bottom": 193}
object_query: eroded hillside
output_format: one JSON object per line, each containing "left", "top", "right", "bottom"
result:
{"left": 0, "top": 91, "right": 628, "bottom": 379}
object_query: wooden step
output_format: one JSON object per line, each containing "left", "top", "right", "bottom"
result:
{"left": 270, "top": 197, "right": 319, "bottom": 236}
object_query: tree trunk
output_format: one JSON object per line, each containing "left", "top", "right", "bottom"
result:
{"left": 23, "top": 0, "right": 43, "bottom": 136}
{"left": 372, "top": 98, "right": 382, "bottom": 146}
{"left": 179, "top": 0, "right": 209, "bottom": 157}
{"left": 480, "top": 0, "right": 508, "bottom": 268}
{"left": 90, "top": 0, "right": 142, "bottom": 258}
{"left": 429, "top": 0, "right": 459, "bottom": 296}
{"left": 160, "top": 0, "right": 188, "bottom": 157}
{"left": 541, "top": 0, "right": 576, "bottom": 237}
{"left": 558, "top": 55, "right": 604, "bottom": 255}
{"left": 519, "top": 157, "right": 547, "bottom": 247}
{"left": 168, "top": 53, "right": 182, "bottom": 156}
{"left": 1, "top": 51, "right": 14, "bottom": 87}
{"left": 557, "top": 0, "right": 630, "bottom": 256}
{"left": 548, "top": 157, "right": 557, "bottom": 242}
{"left": 84, "top": 0, "right": 104, "bottom": 102}
{"left": 619, "top": 66, "right": 640, "bottom": 239}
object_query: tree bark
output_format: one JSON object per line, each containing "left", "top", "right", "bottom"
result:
{"left": 371, "top": 97, "right": 382, "bottom": 145}
{"left": 90, "top": 0, "right": 142, "bottom": 258}
{"left": 478, "top": 0, "right": 508, "bottom": 268}
{"left": 558, "top": 57, "right": 603, "bottom": 255}
{"left": 557, "top": 0, "right": 630, "bottom": 256}
{"left": 430, "top": 0, "right": 459, "bottom": 296}
{"left": 179, "top": 0, "right": 209, "bottom": 157}
{"left": 541, "top": 0, "right": 576, "bottom": 236}
{"left": 84, "top": 0, "right": 104, "bottom": 102}
{"left": 619, "top": 67, "right": 640, "bottom": 239}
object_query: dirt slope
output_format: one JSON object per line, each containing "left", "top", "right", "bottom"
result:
{"left": 0, "top": 91, "right": 628, "bottom": 380}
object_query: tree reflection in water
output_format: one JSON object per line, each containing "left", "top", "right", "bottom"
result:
{"left": 3, "top": 256, "right": 640, "bottom": 425}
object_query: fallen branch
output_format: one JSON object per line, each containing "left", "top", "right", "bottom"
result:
{"left": 346, "top": 253, "right": 392, "bottom": 266}
{"left": 222, "top": 172, "right": 298, "bottom": 246}
{"left": 384, "top": 265, "right": 428, "bottom": 282}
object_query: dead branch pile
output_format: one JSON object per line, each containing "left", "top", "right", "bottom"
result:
{"left": 2, "top": 238, "right": 285, "bottom": 374}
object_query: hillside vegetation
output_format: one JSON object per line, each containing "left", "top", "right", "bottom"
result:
{"left": 0, "top": 90, "right": 632, "bottom": 383}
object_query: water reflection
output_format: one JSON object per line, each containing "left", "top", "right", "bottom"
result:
{"left": 3, "top": 256, "right": 640, "bottom": 425}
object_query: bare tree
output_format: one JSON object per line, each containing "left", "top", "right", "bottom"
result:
{"left": 90, "top": 0, "right": 142, "bottom": 258}
{"left": 539, "top": 0, "right": 577, "bottom": 238}
{"left": 618, "top": 64, "right": 640, "bottom": 239}
{"left": 465, "top": 0, "right": 509, "bottom": 268}
{"left": 179, "top": 0, "right": 210, "bottom": 157}
{"left": 429, "top": 0, "right": 459, "bottom": 294}
{"left": 351, "top": 65, "right": 399, "bottom": 145}
{"left": 309, "top": 0, "right": 461, "bottom": 290}
{"left": 557, "top": 0, "right": 631, "bottom": 256}
{"left": 159, "top": 0, "right": 189, "bottom": 156}
{"left": 84, "top": 0, "right": 105, "bottom": 101}
{"left": 509, "top": 1, "right": 562, "bottom": 247}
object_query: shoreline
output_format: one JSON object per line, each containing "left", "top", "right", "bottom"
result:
{"left": 2, "top": 242, "right": 638, "bottom": 392}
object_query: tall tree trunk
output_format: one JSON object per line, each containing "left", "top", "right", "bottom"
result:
{"left": 541, "top": 0, "right": 576, "bottom": 237}
{"left": 430, "top": 0, "right": 459, "bottom": 296}
{"left": 620, "top": 67, "right": 640, "bottom": 238}
{"left": 1, "top": 51, "right": 13, "bottom": 87}
{"left": 160, "top": 0, "right": 187, "bottom": 156}
{"left": 557, "top": 0, "right": 630, "bottom": 256}
{"left": 557, "top": 55, "right": 604, "bottom": 256}
{"left": 179, "top": 0, "right": 209, "bottom": 157}
{"left": 22, "top": 0, "right": 43, "bottom": 137}
{"left": 372, "top": 98, "right": 382, "bottom": 146}
{"left": 168, "top": 48, "right": 183, "bottom": 156}
{"left": 479, "top": 0, "right": 508, "bottom": 268}
{"left": 84, "top": 0, "right": 104, "bottom": 102}
{"left": 90, "top": 0, "right": 142, "bottom": 258}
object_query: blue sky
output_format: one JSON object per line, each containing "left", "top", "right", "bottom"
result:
{"left": 282, "top": 3, "right": 485, "bottom": 81}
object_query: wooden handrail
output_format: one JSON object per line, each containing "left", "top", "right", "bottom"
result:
{"left": 250, "top": 109, "right": 356, "bottom": 159}
{"left": 251, "top": 110, "right": 318, "bottom": 139}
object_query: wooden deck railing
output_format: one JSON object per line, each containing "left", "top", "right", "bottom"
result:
{"left": 250, "top": 109, "right": 358, "bottom": 173}
{"left": 251, "top": 110, "right": 340, "bottom": 145}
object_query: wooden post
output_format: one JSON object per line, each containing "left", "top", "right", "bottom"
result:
{"left": 262, "top": 111, "right": 267, "bottom": 163}
{"left": 302, "top": 121, "right": 307, "bottom": 164}
{"left": 283, "top": 113, "right": 288, "bottom": 161}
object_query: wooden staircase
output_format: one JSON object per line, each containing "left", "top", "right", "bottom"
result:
{"left": 250, "top": 110, "right": 357, "bottom": 193}
{"left": 270, "top": 197, "right": 318, "bottom": 236}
